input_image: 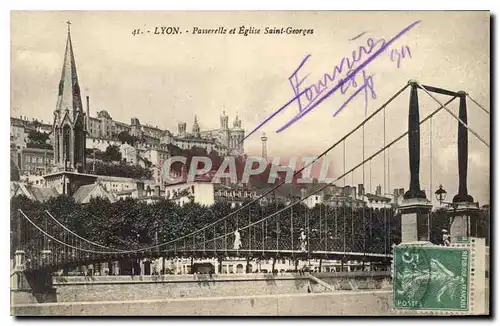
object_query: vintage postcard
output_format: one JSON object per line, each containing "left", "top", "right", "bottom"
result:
{"left": 10, "top": 11, "right": 490, "bottom": 316}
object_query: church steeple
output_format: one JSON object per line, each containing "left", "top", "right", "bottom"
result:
{"left": 192, "top": 115, "right": 200, "bottom": 136}
{"left": 52, "top": 21, "right": 87, "bottom": 174}
{"left": 55, "top": 21, "right": 83, "bottom": 114}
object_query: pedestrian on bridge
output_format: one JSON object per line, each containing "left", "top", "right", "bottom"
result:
{"left": 233, "top": 228, "right": 242, "bottom": 250}
{"left": 299, "top": 228, "right": 307, "bottom": 253}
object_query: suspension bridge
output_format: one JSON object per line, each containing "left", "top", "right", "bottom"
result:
{"left": 11, "top": 81, "right": 489, "bottom": 290}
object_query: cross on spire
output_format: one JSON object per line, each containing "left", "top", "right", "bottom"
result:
{"left": 56, "top": 19, "right": 82, "bottom": 114}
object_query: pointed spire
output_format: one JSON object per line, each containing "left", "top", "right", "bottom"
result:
{"left": 56, "top": 21, "right": 83, "bottom": 114}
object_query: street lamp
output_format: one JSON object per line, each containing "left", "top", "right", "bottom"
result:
{"left": 435, "top": 184, "right": 447, "bottom": 204}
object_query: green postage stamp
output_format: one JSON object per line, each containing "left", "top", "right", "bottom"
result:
{"left": 393, "top": 245, "right": 470, "bottom": 311}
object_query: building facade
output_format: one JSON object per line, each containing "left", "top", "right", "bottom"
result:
{"left": 83, "top": 109, "right": 245, "bottom": 158}
{"left": 17, "top": 147, "right": 55, "bottom": 176}
{"left": 163, "top": 181, "right": 260, "bottom": 207}
{"left": 301, "top": 184, "right": 396, "bottom": 209}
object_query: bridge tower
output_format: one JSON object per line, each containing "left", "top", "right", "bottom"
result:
{"left": 399, "top": 81, "right": 432, "bottom": 244}
{"left": 448, "top": 92, "right": 480, "bottom": 242}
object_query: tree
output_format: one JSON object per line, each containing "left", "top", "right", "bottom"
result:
{"left": 166, "top": 144, "right": 184, "bottom": 157}
{"left": 117, "top": 131, "right": 140, "bottom": 146}
{"left": 103, "top": 145, "right": 122, "bottom": 162}
{"left": 27, "top": 130, "right": 49, "bottom": 145}
{"left": 143, "top": 157, "right": 152, "bottom": 168}
{"left": 85, "top": 148, "right": 103, "bottom": 159}
{"left": 86, "top": 160, "right": 152, "bottom": 180}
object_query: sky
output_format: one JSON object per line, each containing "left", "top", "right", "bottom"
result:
{"left": 10, "top": 11, "right": 490, "bottom": 206}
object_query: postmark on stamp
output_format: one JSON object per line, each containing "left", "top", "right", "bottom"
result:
{"left": 393, "top": 245, "right": 470, "bottom": 311}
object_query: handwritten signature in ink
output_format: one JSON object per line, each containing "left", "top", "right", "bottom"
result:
{"left": 245, "top": 20, "right": 420, "bottom": 139}
{"left": 390, "top": 45, "right": 412, "bottom": 68}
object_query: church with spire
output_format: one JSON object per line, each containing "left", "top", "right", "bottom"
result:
{"left": 41, "top": 22, "right": 99, "bottom": 197}
{"left": 52, "top": 21, "right": 87, "bottom": 173}
{"left": 46, "top": 22, "right": 246, "bottom": 161}
{"left": 12, "top": 22, "right": 247, "bottom": 199}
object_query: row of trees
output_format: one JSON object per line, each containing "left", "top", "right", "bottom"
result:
{"left": 86, "top": 161, "right": 153, "bottom": 180}
{"left": 86, "top": 145, "right": 122, "bottom": 162}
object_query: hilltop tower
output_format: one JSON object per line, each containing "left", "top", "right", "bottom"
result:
{"left": 220, "top": 110, "right": 229, "bottom": 130}
{"left": 177, "top": 122, "right": 187, "bottom": 137}
{"left": 219, "top": 110, "right": 230, "bottom": 151}
{"left": 52, "top": 21, "right": 87, "bottom": 173}
{"left": 230, "top": 113, "right": 245, "bottom": 155}
{"left": 261, "top": 132, "right": 268, "bottom": 162}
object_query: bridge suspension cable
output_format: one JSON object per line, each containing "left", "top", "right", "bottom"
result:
{"left": 133, "top": 82, "right": 411, "bottom": 249}
{"left": 19, "top": 210, "right": 120, "bottom": 254}
{"left": 44, "top": 211, "right": 127, "bottom": 252}
{"left": 417, "top": 83, "right": 489, "bottom": 147}
{"left": 466, "top": 92, "right": 490, "bottom": 115}
{"left": 204, "top": 94, "right": 459, "bottom": 245}
{"left": 429, "top": 115, "right": 433, "bottom": 205}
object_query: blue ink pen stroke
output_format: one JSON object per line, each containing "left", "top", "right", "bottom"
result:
{"left": 244, "top": 20, "right": 420, "bottom": 140}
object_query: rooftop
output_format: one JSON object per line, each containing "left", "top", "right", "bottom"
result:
{"left": 365, "top": 193, "right": 392, "bottom": 202}
{"left": 11, "top": 182, "right": 59, "bottom": 202}
{"left": 72, "top": 183, "right": 116, "bottom": 203}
